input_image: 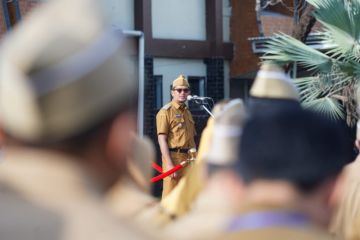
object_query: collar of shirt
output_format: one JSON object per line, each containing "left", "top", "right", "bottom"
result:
{"left": 171, "top": 100, "right": 186, "bottom": 110}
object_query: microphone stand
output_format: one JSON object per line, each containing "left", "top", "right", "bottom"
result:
{"left": 201, "top": 104, "right": 214, "bottom": 118}
{"left": 192, "top": 99, "right": 214, "bottom": 118}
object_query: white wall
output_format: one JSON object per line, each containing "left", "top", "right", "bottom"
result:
{"left": 101, "top": 0, "right": 134, "bottom": 30}
{"left": 152, "top": 0, "right": 206, "bottom": 40}
{"left": 223, "top": 0, "right": 231, "bottom": 42}
{"left": 154, "top": 58, "right": 207, "bottom": 104}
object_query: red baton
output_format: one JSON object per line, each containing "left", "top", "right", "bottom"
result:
{"left": 151, "top": 162, "right": 186, "bottom": 183}
{"left": 151, "top": 162, "right": 163, "bottom": 173}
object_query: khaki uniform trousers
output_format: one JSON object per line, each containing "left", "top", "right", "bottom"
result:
{"left": 162, "top": 151, "right": 189, "bottom": 198}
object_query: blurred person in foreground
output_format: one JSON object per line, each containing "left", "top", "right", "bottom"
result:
{"left": 0, "top": 0, "right": 149, "bottom": 239}
{"left": 246, "top": 62, "right": 301, "bottom": 116}
{"left": 106, "top": 133, "right": 158, "bottom": 222}
{"left": 0, "top": 124, "right": 4, "bottom": 160}
{"left": 330, "top": 119, "right": 360, "bottom": 240}
{"left": 217, "top": 63, "right": 352, "bottom": 239}
{"left": 223, "top": 109, "right": 352, "bottom": 238}
{"left": 162, "top": 99, "right": 246, "bottom": 239}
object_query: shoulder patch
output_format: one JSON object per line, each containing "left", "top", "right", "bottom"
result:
{"left": 162, "top": 103, "right": 172, "bottom": 110}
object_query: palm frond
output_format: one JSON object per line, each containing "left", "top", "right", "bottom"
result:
{"left": 294, "top": 77, "right": 319, "bottom": 92}
{"left": 322, "top": 24, "right": 360, "bottom": 61}
{"left": 262, "top": 33, "right": 332, "bottom": 72}
{"left": 295, "top": 74, "right": 352, "bottom": 103}
{"left": 354, "top": 62, "right": 360, "bottom": 80}
{"left": 307, "top": 0, "right": 354, "bottom": 34}
{"left": 307, "top": 0, "right": 360, "bottom": 61}
{"left": 302, "top": 96, "right": 345, "bottom": 120}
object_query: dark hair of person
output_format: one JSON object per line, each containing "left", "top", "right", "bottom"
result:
{"left": 237, "top": 108, "right": 353, "bottom": 194}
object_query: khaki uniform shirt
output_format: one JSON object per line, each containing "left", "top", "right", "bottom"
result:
{"left": 162, "top": 179, "right": 235, "bottom": 240}
{"left": 156, "top": 101, "right": 196, "bottom": 149}
{"left": 0, "top": 146, "right": 148, "bottom": 240}
{"left": 221, "top": 204, "right": 334, "bottom": 240}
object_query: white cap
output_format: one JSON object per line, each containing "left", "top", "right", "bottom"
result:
{"left": 206, "top": 99, "right": 246, "bottom": 166}
{"left": 250, "top": 62, "right": 299, "bottom": 100}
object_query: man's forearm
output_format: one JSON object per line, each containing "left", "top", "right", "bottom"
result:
{"left": 158, "top": 134, "right": 174, "bottom": 166}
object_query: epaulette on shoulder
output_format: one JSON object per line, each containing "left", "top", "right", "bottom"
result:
{"left": 162, "top": 103, "right": 172, "bottom": 110}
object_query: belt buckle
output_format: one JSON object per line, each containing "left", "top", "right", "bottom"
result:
{"left": 177, "top": 148, "right": 181, "bottom": 153}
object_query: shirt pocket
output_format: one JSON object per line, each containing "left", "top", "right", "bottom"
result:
{"left": 173, "top": 118, "right": 185, "bottom": 132}
{"left": 171, "top": 118, "right": 185, "bottom": 140}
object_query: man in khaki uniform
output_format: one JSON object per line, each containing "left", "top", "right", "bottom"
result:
{"left": 156, "top": 75, "right": 196, "bottom": 198}
{"left": 0, "top": 0, "right": 148, "bottom": 239}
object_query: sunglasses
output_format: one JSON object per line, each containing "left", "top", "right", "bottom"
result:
{"left": 173, "top": 88, "right": 190, "bottom": 93}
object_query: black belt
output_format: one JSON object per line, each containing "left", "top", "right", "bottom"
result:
{"left": 169, "top": 148, "right": 189, "bottom": 153}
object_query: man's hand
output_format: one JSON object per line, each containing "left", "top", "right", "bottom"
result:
{"left": 166, "top": 162, "right": 179, "bottom": 179}
{"left": 158, "top": 134, "right": 180, "bottom": 179}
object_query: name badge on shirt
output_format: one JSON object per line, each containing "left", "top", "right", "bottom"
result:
{"left": 175, "top": 114, "right": 182, "bottom": 118}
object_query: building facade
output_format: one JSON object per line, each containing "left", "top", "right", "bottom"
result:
{"left": 1, "top": 0, "right": 235, "bottom": 146}
{"left": 2, "top": 0, "right": 318, "bottom": 142}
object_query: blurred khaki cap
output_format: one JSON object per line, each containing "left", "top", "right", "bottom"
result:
{"left": 250, "top": 62, "right": 299, "bottom": 100}
{"left": 206, "top": 99, "right": 246, "bottom": 166}
{"left": 0, "top": 0, "right": 136, "bottom": 143}
{"left": 172, "top": 75, "right": 190, "bottom": 89}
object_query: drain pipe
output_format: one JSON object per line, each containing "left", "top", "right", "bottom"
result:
{"left": 122, "top": 30, "right": 145, "bottom": 137}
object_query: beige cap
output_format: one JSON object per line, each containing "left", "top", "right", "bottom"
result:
{"left": 206, "top": 99, "right": 246, "bottom": 166}
{"left": 0, "top": 0, "right": 136, "bottom": 143}
{"left": 172, "top": 75, "right": 190, "bottom": 89}
{"left": 250, "top": 62, "right": 299, "bottom": 100}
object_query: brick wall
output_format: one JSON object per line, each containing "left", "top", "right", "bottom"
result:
{"left": 230, "top": 0, "right": 324, "bottom": 78}
{"left": 261, "top": 14, "right": 323, "bottom": 36}
{"left": 267, "top": 0, "right": 294, "bottom": 16}
{"left": 230, "top": 0, "right": 261, "bottom": 77}
{"left": 261, "top": 14, "right": 294, "bottom": 35}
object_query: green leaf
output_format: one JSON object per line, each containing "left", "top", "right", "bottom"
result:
{"left": 262, "top": 33, "right": 332, "bottom": 72}
{"left": 354, "top": 62, "right": 360, "bottom": 80}
{"left": 302, "top": 97, "right": 345, "bottom": 120}
{"left": 307, "top": 0, "right": 360, "bottom": 60}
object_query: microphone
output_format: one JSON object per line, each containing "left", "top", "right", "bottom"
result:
{"left": 187, "top": 95, "right": 211, "bottom": 101}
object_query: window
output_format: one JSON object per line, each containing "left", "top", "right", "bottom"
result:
{"left": 154, "top": 75, "right": 163, "bottom": 110}
{"left": 188, "top": 76, "right": 206, "bottom": 97}
{"left": 188, "top": 76, "right": 209, "bottom": 111}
